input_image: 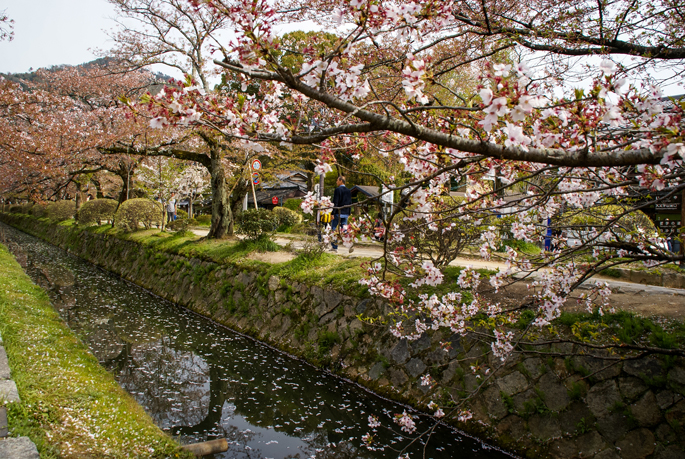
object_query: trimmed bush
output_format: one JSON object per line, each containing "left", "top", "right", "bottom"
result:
{"left": 176, "top": 209, "right": 188, "bottom": 219}
{"left": 115, "top": 198, "right": 164, "bottom": 232}
{"left": 273, "top": 207, "right": 302, "bottom": 227}
{"left": 77, "top": 199, "right": 118, "bottom": 226}
{"left": 8, "top": 203, "right": 35, "bottom": 215}
{"left": 283, "top": 198, "right": 303, "bottom": 212}
{"left": 236, "top": 208, "right": 277, "bottom": 240}
{"left": 45, "top": 201, "right": 76, "bottom": 222}
{"left": 167, "top": 218, "right": 190, "bottom": 232}
{"left": 195, "top": 214, "right": 212, "bottom": 226}
{"left": 29, "top": 203, "right": 47, "bottom": 218}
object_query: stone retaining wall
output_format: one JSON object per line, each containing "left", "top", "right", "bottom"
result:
{"left": 2, "top": 214, "right": 684, "bottom": 459}
{"left": 611, "top": 267, "right": 685, "bottom": 289}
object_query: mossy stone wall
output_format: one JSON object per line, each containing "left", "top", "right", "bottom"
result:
{"left": 2, "top": 213, "right": 685, "bottom": 459}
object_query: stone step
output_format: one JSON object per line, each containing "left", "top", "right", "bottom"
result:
{"left": 0, "top": 346, "right": 11, "bottom": 380}
{"left": 0, "top": 437, "right": 40, "bottom": 459}
{"left": 0, "top": 406, "right": 7, "bottom": 437}
{"left": 0, "top": 380, "right": 20, "bottom": 403}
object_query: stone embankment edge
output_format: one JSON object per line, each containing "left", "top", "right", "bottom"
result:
{"left": 2, "top": 214, "right": 685, "bottom": 459}
{"left": 0, "top": 330, "right": 40, "bottom": 459}
{"left": 0, "top": 240, "right": 46, "bottom": 458}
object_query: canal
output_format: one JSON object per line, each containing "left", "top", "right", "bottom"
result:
{"left": 1, "top": 223, "right": 512, "bottom": 459}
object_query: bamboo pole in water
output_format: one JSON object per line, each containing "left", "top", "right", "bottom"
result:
{"left": 180, "top": 438, "right": 229, "bottom": 456}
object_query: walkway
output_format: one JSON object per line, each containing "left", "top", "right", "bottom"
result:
{"left": 190, "top": 228, "right": 685, "bottom": 293}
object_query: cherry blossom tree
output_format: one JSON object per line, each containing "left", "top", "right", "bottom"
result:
{"left": 0, "top": 9, "right": 13, "bottom": 42}
{"left": 0, "top": 64, "right": 165, "bottom": 205}
{"left": 135, "top": 156, "right": 209, "bottom": 220}
{"left": 104, "top": 0, "right": 229, "bottom": 91}
{"left": 6, "top": 0, "right": 685, "bottom": 452}
{"left": 101, "top": 0, "right": 274, "bottom": 238}
{"left": 133, "top": 1, "right": 685, "bottom": 443}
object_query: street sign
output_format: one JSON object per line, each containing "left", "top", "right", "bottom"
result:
{"left": 252, "top": 172, "right": 260, "bottom": 185}
{"left": 272, "top": 196, "right": 279, "bottom": 205}
{"left": 657, "top": 218, "right": 681, "bottom": 229}
{"left": 251, "top": 159, "right": 262, "bottom": 171}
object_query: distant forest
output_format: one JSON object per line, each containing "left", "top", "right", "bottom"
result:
{"left": 1, "top": 57, "right": 171, "bottom": 89}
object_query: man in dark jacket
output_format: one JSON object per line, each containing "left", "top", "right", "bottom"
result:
{"left": 331, "top": 175, "right": 352, "bottom": 252}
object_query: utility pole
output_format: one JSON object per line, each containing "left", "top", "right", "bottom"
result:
{"left": 679, "top": 190, "right": 685, "bottom": 268}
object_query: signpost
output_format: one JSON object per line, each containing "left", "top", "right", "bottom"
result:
{"left": 272, "top": 196, "right": 279, "bottom": 205}
{"left": 249, "top": 160, "right": 260, "bottom": 210}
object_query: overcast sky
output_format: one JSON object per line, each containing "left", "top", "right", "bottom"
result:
{"left": 0, "top": 0, "right": 120, "bottom": 74}
{"left": 0, "top": 0, "right": 312, "bottom": 79}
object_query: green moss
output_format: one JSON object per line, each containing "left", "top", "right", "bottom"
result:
{"left": 317, "top": 331, "right": 340, "bottom": 357}
{"left": 599, "top": 268, "right": 623, "bottom": 278}
{"left": 575, "top": 417, "right": 592, "bottom": 435}
{"left": 558, "top": 310, "right": 685, "bottom": 349}
{"left": 567, "top": 382, "right": 586, "bottom": 401}
{"left": 514, "top": 310, "right": 536, "bottom": 330}
{"left": 501, "top": 391, "right": 516, "bottom": 414}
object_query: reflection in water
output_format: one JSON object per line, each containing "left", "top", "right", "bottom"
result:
{"left": 2, "top": 223, "right": 511, "bottom": 459}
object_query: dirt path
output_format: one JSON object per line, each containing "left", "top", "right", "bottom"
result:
{"left": 484, "top": 280, "right": 685, "bottom": 320}
{"left": 190, "top": 228, "right": 685, "bottom": 319}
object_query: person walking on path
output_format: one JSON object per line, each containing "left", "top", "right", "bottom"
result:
{"left": 166, "top": 192, "right": 177, "bottom": 223}
{"left": 331, "top": 176, "right": 352, "bottom": 252}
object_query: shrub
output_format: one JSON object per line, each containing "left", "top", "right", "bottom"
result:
{"left": 195, "top": 214, "right": 212, "bottom": 226}
{"left": 45, "top": 201, "right": 76, "bottom": 222}
{"left": 29, "top": 203, "right": 47, "bottom": 218}
{"left": 7, "top": 203, "right": 45, "bottom": 216}
{"left": 393, "top": 196, "right": 488, "bottom": 267}
{"left": 167, "top": 218, "right": 190, "bottom": 232}
{"left": 21, "top": 203, "right": 36, "bottom": 214}
{"left": 235, "top": 208, "right": 277, "bottom": 240}
{"left": 560, "top": 205, "right": 657, "bottom": 245}
{"left": 498, "top": 238, "right": 541, "bottom": 254}
{"left": 273, "top": 207, "right": 302, "bottom": 228}
{"left": 9, "top": 203, "right": 36, "bottom": 215}
{"left": 288, "top": 222, "right": 311, "bottom": 234}
{"left": 114, "top": 198, "right": 164, "bottom": 232}
{"left": 176, "top": 209, "right": 188, "bottom": 219}
{"left": 77, "top": 199, "right": 118, "bottom": 226}
{"left": 283, "top": 198, "right": 303, "bottom": 212}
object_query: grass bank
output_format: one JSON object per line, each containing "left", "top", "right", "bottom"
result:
{"left": 0, "top": 243, "right": 190, "bottom": 459}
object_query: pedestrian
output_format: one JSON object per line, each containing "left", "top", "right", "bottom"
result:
{"left": 318, "top": 210, "right": 332, "bottom": 242}
{"left": 167, "top": 192, "right": 177, "bottom": 223}
{"left": 373, "top": 215, "right": 384, "bottom": 241}
{"left": 330, "top": 176, "right": 352, "bottom": 252}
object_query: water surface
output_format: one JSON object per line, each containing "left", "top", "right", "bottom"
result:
{"left": 1, "top": 223, "right": 511, "bottom": 459}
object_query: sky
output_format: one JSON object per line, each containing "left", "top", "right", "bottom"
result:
{"left": 0, "top": 0, "right": 314, "bottom": 79}
{"left": 1, "top": 2, "right": 679, "bottom": 95}
{"left": 0, "top": 0, "right": 120, "bottom": 74}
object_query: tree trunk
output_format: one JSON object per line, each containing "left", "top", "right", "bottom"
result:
{"left": 117, "top": 172, "right": 131, "bottom": 205}
{"left": 115, "top": 160, "right": 138, "bottom": 205}
{"left": 74, "top": 181, "right": 85, "bottom": 211}
{"left": 91, "top": 176, "right": 105, "bottom": 199}
{"left": 207, "top": 147, "right": 233, "bottom": 239}
{"left": 230, "top": 178, "right": 249, "bottom": 216}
